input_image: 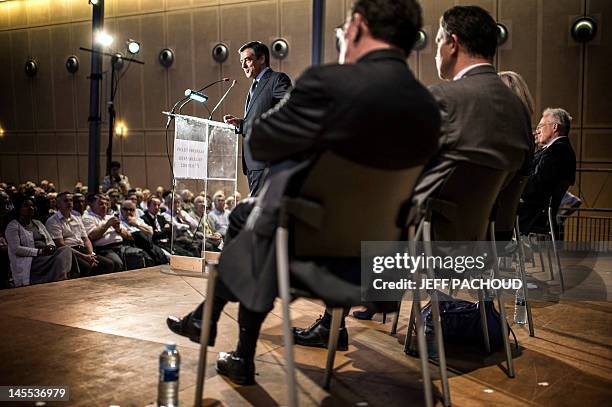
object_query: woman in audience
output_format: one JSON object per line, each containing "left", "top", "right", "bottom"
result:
{"left": 5, "top": 194, "right": 79, "bottom": 287}
{"left": 499, "top": 71, "right": 535, "bottom": 118}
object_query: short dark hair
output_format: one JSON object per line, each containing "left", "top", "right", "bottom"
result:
{"left": 441, "top": 6, "right": 497, "bottom": 59}
{"left": 56, "top": 191, "right": 72, "bottom": 200}
{"left": 239, "top": 41, "right": 270, "bottom": 66}
{"left": 351, "top": 0, "right": 422, "bottom": 56}
{"left": 110, "top": 161, "right": 121, "bottom": 169}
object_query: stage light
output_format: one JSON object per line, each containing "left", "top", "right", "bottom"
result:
{"left": 271, "top": 39, "right": 289, "bottom": 60}
{"left": 89, "top": 0, "right": 100, "bottom": 5}
{"left": 0, "top": 126, "right": 4, "bottom": 137}
{"left": 127, "top": 39, "right": 140, "bottom": 54}
{"left": 94, "top": 31, "right": 113, "bottom": 47}
{"left": 115, "top": 121, "right": 127, "bottom": 137}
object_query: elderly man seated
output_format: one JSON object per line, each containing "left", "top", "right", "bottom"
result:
{"left": 46, "top": 191, "right": 115, "bottom": 276}
{"left": 82, "top": 193, "right": 144, "bottom": 272}
{"left": 192, "top": 195, "right": 223, "bottom": 252}
{"left": 207, "top": 191, "right": 230, "bottom": 238}
{"left": 119, "top": 200, "right": 165, "bottom": 265}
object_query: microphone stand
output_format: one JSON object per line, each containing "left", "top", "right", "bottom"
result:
{"left": 209, "top": 80, "right": 237, "bottom": 120}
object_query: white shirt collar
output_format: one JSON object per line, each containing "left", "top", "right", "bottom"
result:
{"left": 453, "top": 63, "right": 494, "bottom": 81}
{"left": 254, "top": 67, "right": 269, "bottom": 82}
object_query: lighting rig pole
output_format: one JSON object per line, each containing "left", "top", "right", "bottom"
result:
{"left": 86, "top": 0, "right": 104, "bottom": 194}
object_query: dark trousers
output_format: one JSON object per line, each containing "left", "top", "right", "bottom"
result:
{"left": 247, "top": 169, "right": 267, "bottom": 197}
{"left": 192, "top": 199, "right": 269, "bottom": 361}
{"left": 72, "top": 246, "right": 116, "bottom": 276}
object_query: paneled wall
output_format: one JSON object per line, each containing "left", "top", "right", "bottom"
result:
{"left": 0, "top": 0, "right": 610, "bottom": 208}
{"left": 0, "top": 0, "right": 312, "bottom": 194}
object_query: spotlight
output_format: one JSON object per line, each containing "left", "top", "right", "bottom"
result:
{"left": 66, "top": 55, "right": 79, "bottom": 74}
{"left": 25, "top": 59, "right": 38, "bottom": 77}
{"left": 413, "top": 29, "right": 427, "bottom": 51}
{"left": 111, "top": 53, "right": 124, "bottom": 70}
{"left": 496, "top": 23, "right": 509, "bottom": 46}
{"left": 89, "top": 0, "right": 100, "bottom": 5}
{"left": 94, "top": 31, "right": 113, "bottom": 47}
{"left": 270, "top": 39, "right": 289, "bottom": 60}
{"left": 0, "top": 126, "right": 4, "bottom": 137}
{"left": 159, "top": 48, "right": 174, "bottom": 68}
{"left": 115, "top": 121, "right": 127, "bottom": 137}
{"left": 571, "top": 17, "right": 598, "bottom": 43}
{"left": 127, "top": 39, "right": 140, "bottom": 54}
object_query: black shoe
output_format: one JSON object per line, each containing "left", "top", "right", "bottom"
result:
{"left": 166, "top": 311, "right": 216, "bottom": 346}
{"left": 352, "top": 309, "right": 376, "bottom": 320}
{"left": 292, "top": 317, "right": 349, "bottom": 351}
{"left": 216, "top": 351, "right": 256, "bottom": 385}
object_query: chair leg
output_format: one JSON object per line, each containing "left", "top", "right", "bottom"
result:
{"left": 423, "top": 221, "right": 451, "bottom": 407}
{"left": 514, "top": 219, "right": 535, "bottom": 337}
{"left": 404, "top": 293, "right": 417, "bottom": 354}
{"left": 548, "top": 207, "right": 565, "bottom": 293}
{"left": 324, "top": 308, "right": 344, "bottom": 390}
{"left": 413, "top": 277, "right": 434, "bottom": 407}
{"left": 546, "top": 240, "right": 555, "bottom": 281}
{"left": 490, "top": 222, "right": 515, "bottom": 379}
{"left": 194, "top": 265, "right": 218, "bottom": 407}
{"left": 477, "top": 289, "right": 491, "bottom": 353}
{"left": 276, "top": 227, "right": 298, "bottom": 407}
{"left": 390, "top": 302, "right": 400, "bottom": 335}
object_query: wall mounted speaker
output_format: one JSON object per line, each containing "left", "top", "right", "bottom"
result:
{"left": 66, "top": 55, "right": 79, "bottom": 74}
{"left": 25, "top": 59, "right": 38, "bottom": 77}
{"left": 159, "top": 48, "right": 174, "bottom": 68}
{"left": 212, "top": 43, "right": 229, "bottom": 63}
{"left": 497, "top": 23, "right": 509, "bottom": 45}
{"left": 271, "top": 39, "right": 289, "bottom": 60}
{"left": 413, "top": 29, "right": 427, "bottom": 51}
{"left": 571, "top": 17, "right": 597, "bottom": 43}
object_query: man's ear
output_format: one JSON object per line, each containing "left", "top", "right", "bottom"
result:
{"left": 449, "top": 34, "right": 460, "bottom": 55}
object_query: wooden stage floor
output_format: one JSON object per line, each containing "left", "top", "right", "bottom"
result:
{"left": 0, "top": 258, "right": 611, "bottom": 406}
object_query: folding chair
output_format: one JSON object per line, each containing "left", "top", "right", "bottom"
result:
{"left": 402, "top": 162, "right": 514, "bottom": 407}
{"left": 275, "top": 152, "right": 425, "bottom": 407}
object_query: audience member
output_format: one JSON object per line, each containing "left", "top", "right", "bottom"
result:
{"left": 498, "top": 71, "right": 535, "bottom": 118}
{"left": 72, "top": 193, "right": 87, "bottom": 216}
{"left": 180, "top": 189, "right": 195, "bottom": 214}
{"left": 119, "top": 201, "right": 163, "bottom": 265}
{"left": 5, "top": 194, "right": 78, "bottom": 287}
{"left": 46, "top": 192, "right": 114, "bottom": 276}
{"left": 167, "top": 0, "right": 440, "bottom": 384}
{"left": 126, "top": 192, "right": 145, "bottom": 218}
{"left": 140, "top": 189, "right": 151, "bottom": 211}
{"left": 82, "top": 193, "right": 132, "bottom": 272}
{"left": 192, "top": 195, "right": 223, "bottom": 252}
{"left": 107, "top": 188, "right": 122, "bottom": 215}
{"left": 207, "top": 191, "right": 230, "bottom": 237}
{"left": 102, "top": 161, "right": 131, "bottom": 195}
{"left": 225, "top": 196, "right": 236, "bottom": 212}
{"left": 141, "top": 196, "right": 172, "bottom": 254}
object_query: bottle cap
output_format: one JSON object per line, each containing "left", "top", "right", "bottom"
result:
{"left": 165, "top": 342, "right": 177, "bottom": 351}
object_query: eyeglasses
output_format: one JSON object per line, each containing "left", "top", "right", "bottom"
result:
{"left": 535, "top": 122, "right": 555, "bottom": 132}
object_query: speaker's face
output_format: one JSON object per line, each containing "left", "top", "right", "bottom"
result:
{"left": 240, "top": 48, "right": 266, "bottom": 80}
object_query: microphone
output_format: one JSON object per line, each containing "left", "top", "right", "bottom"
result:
{"left": 196, "top": 77, "right": 230, "bottom": 93}
{"left": 165, "top": 78, "right": 230, "bottom": 128}
{"left": 208, "top": 80, "right": 237, "bottom": 120}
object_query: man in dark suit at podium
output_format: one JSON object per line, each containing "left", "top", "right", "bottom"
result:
{"left": 223, "top": 41, "right": 292, "bottom": 197}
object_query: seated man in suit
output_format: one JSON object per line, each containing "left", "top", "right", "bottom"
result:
{"left": 355, "top": 5, "right": 534, "bottom": 320}
{"left": 166, "top": 0, "right": 441, "bottom": 385}
{"left": 519, "top": 108, "right": 576, "bottom": 233}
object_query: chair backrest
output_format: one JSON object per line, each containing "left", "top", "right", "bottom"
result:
{"left": 549, "top": 180, "right": 572, "bottom": 236}
{"left": 426, "top": 161, "right": 509, "bottom": 241}
{"left": 494, "top": 173, "right": 529, "bottom": 234}
{"left": 291, "top": 152, "right": 423, "bottom": 258}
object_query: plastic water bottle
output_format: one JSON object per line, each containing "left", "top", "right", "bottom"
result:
{"left": 158, "top": 343, "right": 180, "bottom": 407}
{"left": 514, "top": 288, "right": 527, "bottom": 325}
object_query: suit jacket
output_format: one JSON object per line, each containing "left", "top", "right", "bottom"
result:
{"left": 519, "top": 137, "right": 576, "bottom": 231}
{"left": 411, "top": 65, "right": 534, "bottom": 209}
{"left": 239, "top": 68, "right": 292, "bottom": 174}
{"left": 140, "top": 210, "right": 170, "bottom": 243}
{"left": 218, "top": 49, "right": 441, "bottom": 313}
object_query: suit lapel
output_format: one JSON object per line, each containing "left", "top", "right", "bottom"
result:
{"left": 245, "top": 69, "right": 272, "bottom": 117}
